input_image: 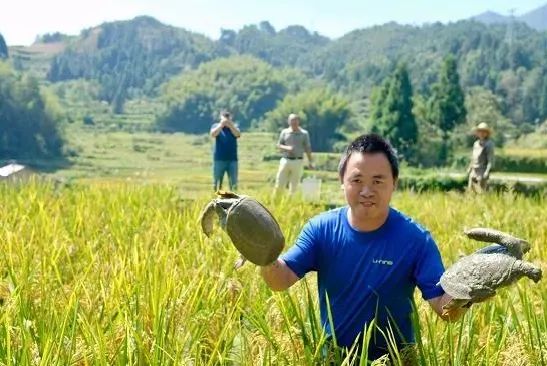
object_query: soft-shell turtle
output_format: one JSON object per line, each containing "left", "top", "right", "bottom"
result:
{"left": 439, "top": 228, "right": 542, "bottom": 314}
{"left": 199, "top": 191, "right": 284, "bottom": 267}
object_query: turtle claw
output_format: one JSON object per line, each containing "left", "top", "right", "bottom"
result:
{"left": 234, "top": 256, "right": 246, "bottom": 270}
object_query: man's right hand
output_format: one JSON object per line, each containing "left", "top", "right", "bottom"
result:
{"left": 260, "top": 257, "right": 299, "bottom": 292}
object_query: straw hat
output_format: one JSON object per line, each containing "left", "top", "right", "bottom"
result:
{"left": 474, "top": 122, "right": 492, "bottom": 136}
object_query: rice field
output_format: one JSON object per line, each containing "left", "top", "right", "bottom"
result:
{"left": 0, "top": 181, "right": 545, "bottom": 365}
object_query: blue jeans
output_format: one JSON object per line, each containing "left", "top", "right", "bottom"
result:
{"left": 213, "top": 160, "right": 238, "bottom": 191}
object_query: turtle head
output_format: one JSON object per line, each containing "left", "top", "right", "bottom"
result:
{"left": 199, "top": 197, "right": 235, "bottom": 236}
{"left": 199, "top": 201, "right": 217, "bottom": 237}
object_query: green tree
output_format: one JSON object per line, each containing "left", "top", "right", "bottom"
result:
{"left": 428, "top": 55, "right": 467, "bottom": 164}
{"left": 540, "top": 74, "right": 547, "bottom": 121}
{"left": 157, "top": 56, "right": 306, "bottom": 133}
{"left": 262, "top": 88, "right": 350, "bottom": 151}
{"left": 0, "top": 34, "right": 8, "bottom": 59}
{"left": 370, "top": 64, "right": 417, "bottom": 161}
{"left": 0, "top": 63, "right": 65, "bottom": 160}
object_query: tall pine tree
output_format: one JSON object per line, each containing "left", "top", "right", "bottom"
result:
{"left": 428, "top": 55, "right": 466, "bottom": 164}
{"left": 0, "top": 34, "right": 8, "bottom": 59}
{"left": 540, "top": 74, "right": 547, "bottom": 122}
{"left": 370, "top": 63, "right": 417, "bottom": 161}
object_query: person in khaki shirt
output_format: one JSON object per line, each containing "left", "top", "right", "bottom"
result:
{"left": 274, "top": 113, "right": 314, "bottom": 195}
{"left": 467, "top": 122, "right": 495, "bottom": 193}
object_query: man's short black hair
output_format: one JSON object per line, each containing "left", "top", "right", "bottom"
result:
{"left": 338, "top": 133, "right": 399, "bottom": 182}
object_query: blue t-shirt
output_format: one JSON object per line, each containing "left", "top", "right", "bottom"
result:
{"left": 282, "top": 206, "right": 445, "bottom": 358}
{"left": 212, "top": 123, "right": 238, "bottom": 161}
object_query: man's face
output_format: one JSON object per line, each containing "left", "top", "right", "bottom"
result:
{"left": 288, "top": 117, "right": 299, "bottom": 129}
{"left": 341, "top": 152, "right": 396, "bottom": 223}
{"left": 477, "top": 130, "right": 488, "bottom": 140}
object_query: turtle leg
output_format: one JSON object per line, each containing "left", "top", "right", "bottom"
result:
{"left": 469, "top": 287, "right": 496, "bottom": 303}
{"left": 464, "top": 228, "right": 530, "bottom": 259}
{"left": 199, "top": 201, "right": 217, "bottom": 237}
{"left": 442, "top": 299, "right": 471, "bottom": 315}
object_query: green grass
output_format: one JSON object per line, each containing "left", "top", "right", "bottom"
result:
{"left": 0, "top": 181, "right": 545, "bottom": 365}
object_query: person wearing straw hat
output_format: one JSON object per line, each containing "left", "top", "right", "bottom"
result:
{"left": 467, "top": 122, "right": 495, "bottom": 193}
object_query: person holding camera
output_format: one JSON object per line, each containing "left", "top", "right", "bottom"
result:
{"left": 210, "top": 110, "right": 241, "bottom": 191}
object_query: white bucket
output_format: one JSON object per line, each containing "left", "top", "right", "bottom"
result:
{"left": 301, "top": 176, "right": 322, "bottom": 201}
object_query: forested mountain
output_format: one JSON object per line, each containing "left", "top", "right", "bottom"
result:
{"left": 521, "top": 4, "right": 547, "bottom": 31}
{"left": 472, "top": 4, "right": 547, "bottom": 31}
{"left": 47, "top": 16, "right": 217, "bottom": 105}
{"left": 305, "top": 21, "right": 547, "bottom": 124}
{"left": 216, "top": 21, "right": 330, "bottom": 67}
{"left": 3, "top": 11, "right": 547, "bottom": 164}
{"left": 38, "top": 15, "right": 547, "bottom": 124}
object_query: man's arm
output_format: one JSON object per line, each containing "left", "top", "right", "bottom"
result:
{"left": 260, "top": 259, "right": 300, "bottom": 291}
{"left": 210, "top": 122, "right": 225, "bottom": 137}
{"left": 305, "top": 149, "right": 313, "bottom": 168}
{"left": 278, "top": 144, "right": 293, "bottom": 152}
{"left": 484, "top": 143, "right": 494, "bottom": 179}
{"left": 428, "top": 294, "right": 468, "bottom": 322}
{"left": 225, "top": 119, "right": 241, "bottom": 138}
{"left": 304, "top": 133, "right": 313, "bottom": 168}
{"left": 276, "top": 130, "right": 293, "bottom": 152}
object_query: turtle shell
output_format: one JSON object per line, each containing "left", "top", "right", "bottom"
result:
{"left": 224, "top": 197, "right": 284, "bottom": 266}
{"left": 439, "top": 253, "right": 517, "bottom": 301}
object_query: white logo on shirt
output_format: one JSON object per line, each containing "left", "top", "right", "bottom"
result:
{"left": 372, "top": 259, "right": 393, "bottom": 266}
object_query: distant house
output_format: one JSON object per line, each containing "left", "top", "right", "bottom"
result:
{"left": 0, "top": 163, "right": 37, "bottom": 182}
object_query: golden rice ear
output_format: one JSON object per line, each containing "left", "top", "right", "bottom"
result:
{"left": 199, "top": 201, "right": 216, "bottom": 237}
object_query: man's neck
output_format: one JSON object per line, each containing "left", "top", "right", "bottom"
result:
{"left": 347, "top": 208, "right": 390, "bottom": 232}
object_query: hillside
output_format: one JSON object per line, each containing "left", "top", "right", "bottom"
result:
{"left": 520, "top": 4, "right": 547, "bottom": 30}
{"left": 6, "top": 14, "right": 547, "bottom": 128}
{"left": 471, "top": 3, "right": 547, "bottom": 31}
{"left": 8, "top": 41, "right": 66, "bottom": 78}
{"left": 46, "top": 16, "right": 217, "bottom": 102}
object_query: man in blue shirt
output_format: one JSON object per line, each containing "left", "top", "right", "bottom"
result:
{"left": 210, "top": 110, "right": 241, "bottom": 191}
{"left": 260, "top": 134, "right": 468, "bottom": 362}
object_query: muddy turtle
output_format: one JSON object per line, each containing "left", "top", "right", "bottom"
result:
{"left": 199, "top": 191, "right": 284, "bottom": 267}
{"left": 439, "top": 228, "right": 542, "bottom": 314}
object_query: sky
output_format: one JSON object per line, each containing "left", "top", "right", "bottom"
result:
{"left": 1, "top": 0, "right": 546, "bottom": 46}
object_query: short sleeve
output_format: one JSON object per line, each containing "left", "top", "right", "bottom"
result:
{"left": 413, "top": 233, "right": 445, "bottom": 300}
{"left": 281, "top": 220, "right": 319, "bottom": 278}
{"left": 277, "top": 130, "right": 285, "bottom": 145}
